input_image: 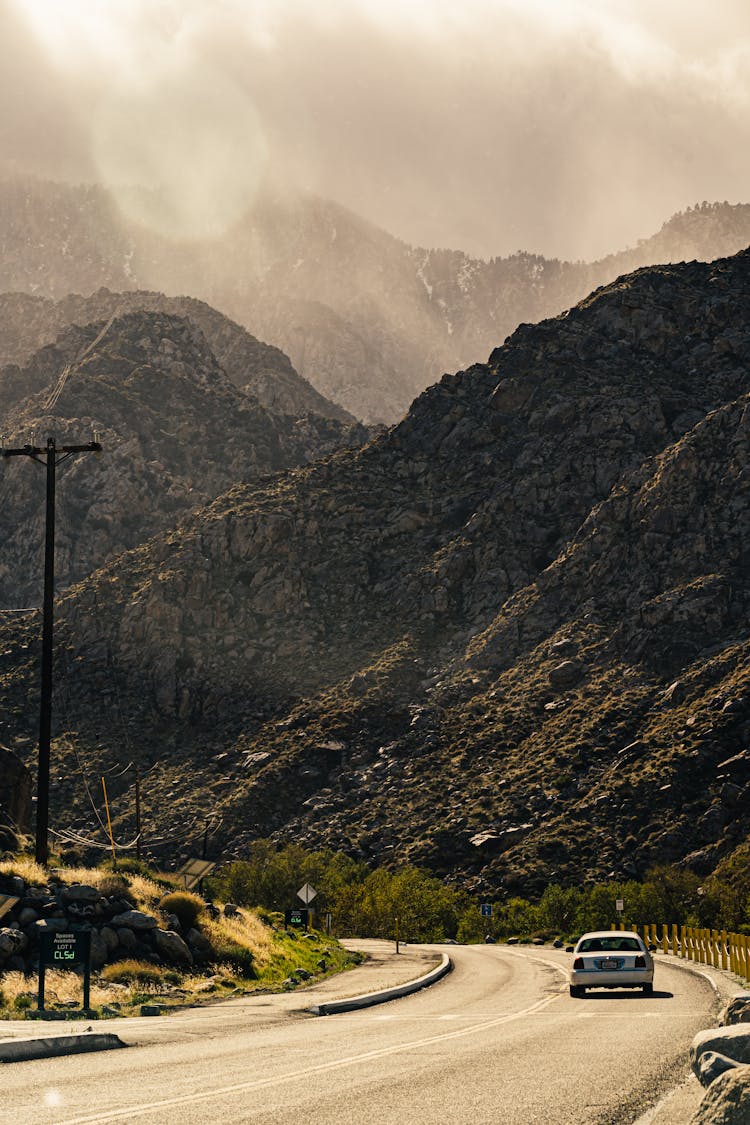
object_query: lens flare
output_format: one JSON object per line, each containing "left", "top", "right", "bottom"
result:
{"left": 92, "top": 61, "right": 268, "bottom": 239}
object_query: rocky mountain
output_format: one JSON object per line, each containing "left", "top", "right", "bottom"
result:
{"left": 0, "top": 288, "right": 353, "bottom": 423}
{"left": 0, "top": 309, "right": 369, "bottom": 607}
{"left": 3, "top": 177, "right": 750, "bottom": 423}
{"left": 1, "top": 249, "right": 749, "bottom": 894}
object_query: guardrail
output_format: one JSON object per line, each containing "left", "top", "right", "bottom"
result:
{"left": 615, "top": 922, "right": 750, "bottom": 978}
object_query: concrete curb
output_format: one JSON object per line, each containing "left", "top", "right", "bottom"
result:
{"left": 0, "top": 1032, "right": 127, "bottom": 1064}
{"left": 309, "top": 952, "right": 452, "bottom": 1016}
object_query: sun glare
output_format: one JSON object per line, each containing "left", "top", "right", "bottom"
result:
{"left": 10, "top": 0, "right": 141, "bottom": 72}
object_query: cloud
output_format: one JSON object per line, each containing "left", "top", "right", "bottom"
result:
{"left": 3, "top": 0, "right": 750, "bottom": 258}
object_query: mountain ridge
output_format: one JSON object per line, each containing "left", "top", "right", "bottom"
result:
{"left": 3, "top": 176, "right": 750, "bottom": 422}
{"left": 0, "top": 307, "right": 369, "bottom": 607}
{"left": 2, "top": 249, "right": 749, "bottom": 891}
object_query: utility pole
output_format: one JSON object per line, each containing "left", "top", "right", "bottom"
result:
{"left": 2, "top": 435, "right": 101, "bottom": 865}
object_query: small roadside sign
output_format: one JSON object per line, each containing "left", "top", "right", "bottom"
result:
{"left": 297, "top": 883, "right": 318, "bottom": 905}
{"left": 285, "top": 908, "right": 309, "bottom": 929}
{"left": 616, "top": 899, "right": 624, "bottom": 914}
{"left": 481, "top": 903, "right": 492, "bottom": 917}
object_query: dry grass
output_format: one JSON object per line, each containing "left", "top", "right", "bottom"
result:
{"left": 0, "top": 970, "right": 113, "bottom": 1010}
{"left": 0, "top": 857, "right": 48, "bottom": 886}
{"left": 203, "top": 910, "right": 273, "bottom": 969}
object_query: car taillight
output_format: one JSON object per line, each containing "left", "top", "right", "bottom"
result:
{"left": 635, "top": 955, "right": 646, "bottom": 968}
{"left": 573, "top": 957, "right": 584, "bottom": 969}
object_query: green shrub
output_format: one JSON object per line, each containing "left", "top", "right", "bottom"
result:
{"left": 98, "top": 875, "right": 135, "bottom": 903}
{"left": 211, "top": 937, "right": 257, "bottom": 979}
{"left": 108, "top": 858, "right": 166, "bottom": 881}
{"left": 101, "top": 960, "right": 166, "bottom": 986}
{"left": 158, "top": 891, "right": 205, "bottom": 933}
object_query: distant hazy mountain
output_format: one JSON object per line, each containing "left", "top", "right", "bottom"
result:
{"left": 0, "top": 288, "right": 354, "bottom": 423}
{"left": 2, "top": 177, "right": 749, "bottom": 422}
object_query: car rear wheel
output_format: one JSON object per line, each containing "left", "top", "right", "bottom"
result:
{"left": 642, "top": 982, "right": 653, "bottom": 995}
{"left": 569, "top": 985, "right": 585, "bottom": 998}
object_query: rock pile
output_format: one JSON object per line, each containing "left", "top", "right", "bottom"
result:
{"left": 0, "top": 873, "right": 207, "bottom": 975}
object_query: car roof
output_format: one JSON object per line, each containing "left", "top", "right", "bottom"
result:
{"left": 578, "top": 930, "right": 640, "bottom": 940}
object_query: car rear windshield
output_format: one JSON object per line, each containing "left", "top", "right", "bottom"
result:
{"left": 578, "top": 937, "right": 641, "bottom": 953}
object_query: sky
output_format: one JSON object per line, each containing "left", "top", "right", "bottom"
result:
{"left": 2, "top": 0, "right": 749, "bottom": 260}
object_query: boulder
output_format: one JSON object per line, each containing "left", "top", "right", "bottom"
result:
{"left": 691, "top": 1066, "right": 750, "bottom": 1123}
{"left": 61, "top": 884, "right": 102, "bottom": 906}
{"left": 100, "top": 925, "right": 120, "bottom": 954}
{"left": 0, "top": 927, "right": 27, "bottom": 959}
{"left": 31, "top": 917, "right": 70, "bottom": 936}
{"left": 116, "top": 927, "right": 138, "bottom": 952}
{"left": 110, "top": 910, "right": 158, "bottom": 930}
{"left": 721, "top": 996, "right": 750, "bottom": 1026}
{"left": 66, "top": 900, "right": 97, "bottom": 920}
{"left": 154, "top": 929, "right": 193, "bottom": 967}
{"left": 88, "top": 928, "right": 109, "bottom": 969}
{"left": 548, "top": 660, "right": 583, "bottom": 688}
{"left": 186, "top": 928, "right": 212, "bottom": 955}
{"left": 699, "top": 1051, "right": 741, "bottom": 1087}
{"left": 692, "top": 1027, "right": 750, "bottom": 1085}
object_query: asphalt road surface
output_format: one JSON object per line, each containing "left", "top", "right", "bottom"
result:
{"left": 4, "top": 943, "right": 724, "bottom": 1125}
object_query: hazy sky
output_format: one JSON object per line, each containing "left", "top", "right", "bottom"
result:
{"left": 2, "top": 0, "right": 749, "bottom": 259}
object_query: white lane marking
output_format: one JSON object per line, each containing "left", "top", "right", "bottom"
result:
{"left": 53, "top": 992, "right": 563, "bottom": 1124}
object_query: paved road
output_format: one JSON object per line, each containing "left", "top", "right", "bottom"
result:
{"left": 3, "top": 943, "right": 727, "bottom": 1125}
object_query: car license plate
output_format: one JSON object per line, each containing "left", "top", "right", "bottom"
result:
{"left": 599, "top": 957, "right": 620, "bottom": 970}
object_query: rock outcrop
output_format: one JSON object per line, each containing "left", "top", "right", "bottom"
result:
{"left": 0, "top": 308, "right": 370, "bottom": 606}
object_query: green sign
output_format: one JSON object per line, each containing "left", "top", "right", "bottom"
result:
{"left": 285, "top": 908, "right": 309, "bottom": 929}
{"left": 38, "top": 930, "right": 92, "bottom": 1011}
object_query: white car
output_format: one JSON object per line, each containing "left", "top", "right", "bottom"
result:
{"left": 569, "top": 930, "right": 654, "bottom": 997}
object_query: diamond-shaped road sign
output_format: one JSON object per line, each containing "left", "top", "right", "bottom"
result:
{"left": 297, "top": 882, "right": 318, "bottom": 905}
